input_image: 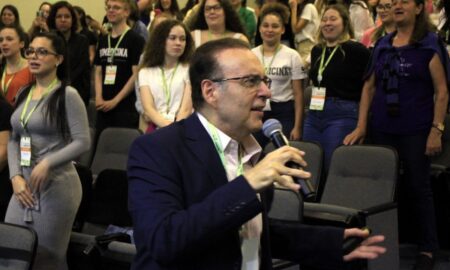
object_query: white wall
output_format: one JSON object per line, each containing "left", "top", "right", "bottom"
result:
{"left": 3, "top": 0, "right": 189, "bottom": 30}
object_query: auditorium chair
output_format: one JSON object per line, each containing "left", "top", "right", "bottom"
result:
{"left": 268, "top": 188, "right": 303, "bottom": 269}
{"left": 302, "top": 145, "right": 399, "bottom": 270}
{"left": 90, "top": 127, "right": 142, "bottom": 179}
{"left": 0, "top": 222, "right": 38, "bottom": 270}
{"left": 68, "top": 169, "right": 135, "bottom": 269}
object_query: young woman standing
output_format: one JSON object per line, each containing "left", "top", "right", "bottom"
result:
{"left": 5, "top": 31, "right": 89, "bottom": 269}
{"left": 252, "top": 3, "right": 307, "bottom": 146}
{"left": 0, "top": 25, "right": 33, "bottom": 105}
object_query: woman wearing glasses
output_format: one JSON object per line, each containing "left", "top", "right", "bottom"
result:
{"left": 360, "top": 0, "right": 395, "bottom": 48}
{"left": 5, "top": 32, "right": 89, "bottom": 270}
{"left": 189, "top": 0, "right": 248, "bottom": 47}
{"left": 0, "top": 25, "right": 34, "bottom": 105}
{"left": 345, "top": 0, "right": 449, "bottom": 268}
{"left": 138, "top": 20, "right": 194, "bottom": 132}
{"left": 252, "top": 3, "right": 307, "bottom": 145}
{"left": 303, "top": 4, "right": 370, "bottom": 170}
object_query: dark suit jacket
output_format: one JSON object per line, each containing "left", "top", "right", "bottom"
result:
{"left": 127, "top": 114, "right": 345, "bottom": 270}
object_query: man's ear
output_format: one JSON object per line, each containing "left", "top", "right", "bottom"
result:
{"left": 201, "top": 79, "right": 220, "bottom": 108}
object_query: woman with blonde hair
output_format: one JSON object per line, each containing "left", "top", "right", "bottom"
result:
{"left": 303, "top": 4, "right": 370, "bottom": 170}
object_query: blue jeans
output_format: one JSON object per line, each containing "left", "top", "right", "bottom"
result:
{"left": 303, "top": 98, "right": 358, "bottom": 171}
{"left": 371, "top": 130, "right": 439, "bottom": 252}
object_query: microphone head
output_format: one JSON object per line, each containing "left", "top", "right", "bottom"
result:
{"left": 262, "top": 119, "right": 283, "bottom": 138}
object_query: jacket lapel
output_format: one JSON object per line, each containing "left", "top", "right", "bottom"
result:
{"left": 182, "top": 114, "right": 229, "bottom": 188}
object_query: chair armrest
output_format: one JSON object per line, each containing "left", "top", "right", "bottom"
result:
{"left": 304, "top": 203, "right": 359, "bottom": 216}
{"left": 303, "top": 202, "right": 397, "bottom": 228}
{"left": 104, "top": 241, "right": 136, "bottom": 263}
{"left": 107, "top": 241, "right": 136, "bottom": 256}
{"left": 303, "top": 203, "right": 361, "bottom": 227}
{"left": 360, "top": 202, "right": 397, "bottom": 216}
{"left": 431, "top": 164, "right": 447, "bottom": 172}
{"left": 70, "top": 231, "right": 96, "bottom": 245}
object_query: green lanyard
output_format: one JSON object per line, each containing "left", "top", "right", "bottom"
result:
{"left": 261, "top": 45, "right": 281, "bottom": 73}
{"left": 1, "top": 59, "right": 23, "bottom": 96}
{"left": 107, "top": 28, "right": 129, "bottom": 63}
{"left": 207, "top": 122, "right": 244, "bottom": 177}
{"left": 20, "top": 79, "right": 58, "bottom": 130}
{"left": 160, "top": 62, "right": 179, "bottom": 112}
{"left": 317, "top": 45, "right": 339, "bottom": 85}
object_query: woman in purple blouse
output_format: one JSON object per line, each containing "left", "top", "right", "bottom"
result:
{"left": 344, "top": 0, "right": 449, "bottom": 269}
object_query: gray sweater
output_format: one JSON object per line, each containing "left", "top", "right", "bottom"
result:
{"left": 8, "top": 85, "right": 90, "bottom": 178}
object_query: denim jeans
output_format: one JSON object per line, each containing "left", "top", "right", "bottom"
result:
{"left": 303, "top": 98, "right": 358, "bottom": 171}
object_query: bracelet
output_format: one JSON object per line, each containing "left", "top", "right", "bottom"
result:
{"left": 432, "top": 126, "right": 444, "bottom": 134}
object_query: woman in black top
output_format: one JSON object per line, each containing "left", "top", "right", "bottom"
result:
{"left": 303, "top": 4, "right": 369, "bottom": 170}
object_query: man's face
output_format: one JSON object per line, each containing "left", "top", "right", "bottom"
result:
{"left": 106, "top": 0, "right": 129, "bottom": 24}
{"left": 208, "top": 48, "right": 271, "bottom": 138}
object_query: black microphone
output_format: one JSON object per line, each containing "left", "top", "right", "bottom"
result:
{"left": 262, "top": 119, "right": 316, "bottom": 201}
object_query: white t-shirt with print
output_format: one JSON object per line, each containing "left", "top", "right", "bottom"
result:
{"left": 252, "top": 45, "right": 307, "bottom": 103}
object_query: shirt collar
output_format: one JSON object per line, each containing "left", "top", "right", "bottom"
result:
{"left": 197, "top": 112, "right": 262, "bottom": 164}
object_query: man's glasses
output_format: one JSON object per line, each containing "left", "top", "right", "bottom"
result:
{"left": 24, "top": 47, "right": 58, "bottom": 59}
{"left": 211, "top": 75, "right": 272, "bottom": 89}
{"left": 376, "top": 4, "right": 392, "bottom": 11}
{"left": 105, "top": 5, "right": 123, "bottom": 11}
{"left": 204, "top": 4, "right": 223, "bottom": 13}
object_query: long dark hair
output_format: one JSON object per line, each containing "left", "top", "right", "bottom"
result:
{"left": 140, "top": 20, "right": 194, "bottom": 68}
{"left": 154, "top": 0, "right": 184, "bottom": 20}
{"left": 73, "top": 5, "right": 88, "bottom": 29}
{"left": 47, "top": 1, "right": 78, "bottom": 34}
{"left": 0, "top": 5, "right": 21, "bottom": 28}
{"left": 190, "top": 0, "right": 245, "bottom": 34}
{"left": 409, "top": 0, "right": 434, "bottom": 44}
{"left": 15, "top": 32, "right": 69, "bottom": 139}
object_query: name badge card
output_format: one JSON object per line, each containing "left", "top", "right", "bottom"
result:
{"left": 309, "top": 87, "right": 326, "bottom": 111}
{"left": 104, "top": 65, "right": 117, "bottom": 85}
{"left": 20, "top": 136, "right": 32, "bottom": 167}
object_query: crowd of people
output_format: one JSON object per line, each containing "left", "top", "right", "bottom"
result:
{"left": 0, "top": 0, "right": 449, "bottom": 269}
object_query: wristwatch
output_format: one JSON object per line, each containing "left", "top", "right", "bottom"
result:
{"left": 432, "top": 122, "right": 445, "bottom": 133}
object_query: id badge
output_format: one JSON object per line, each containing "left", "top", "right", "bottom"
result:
{"left": 20, "top": 136, "right": 32, "bottom": 167}
{"left": 104, "top": 65, "right": 117, "bottom": 85}
{"left": 309, "top": 87, "right": 326, "bottom": 111}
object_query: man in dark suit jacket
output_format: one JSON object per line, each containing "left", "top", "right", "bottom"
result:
{"left": 127, "top": 38, "right": 386, "bottom": 270}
